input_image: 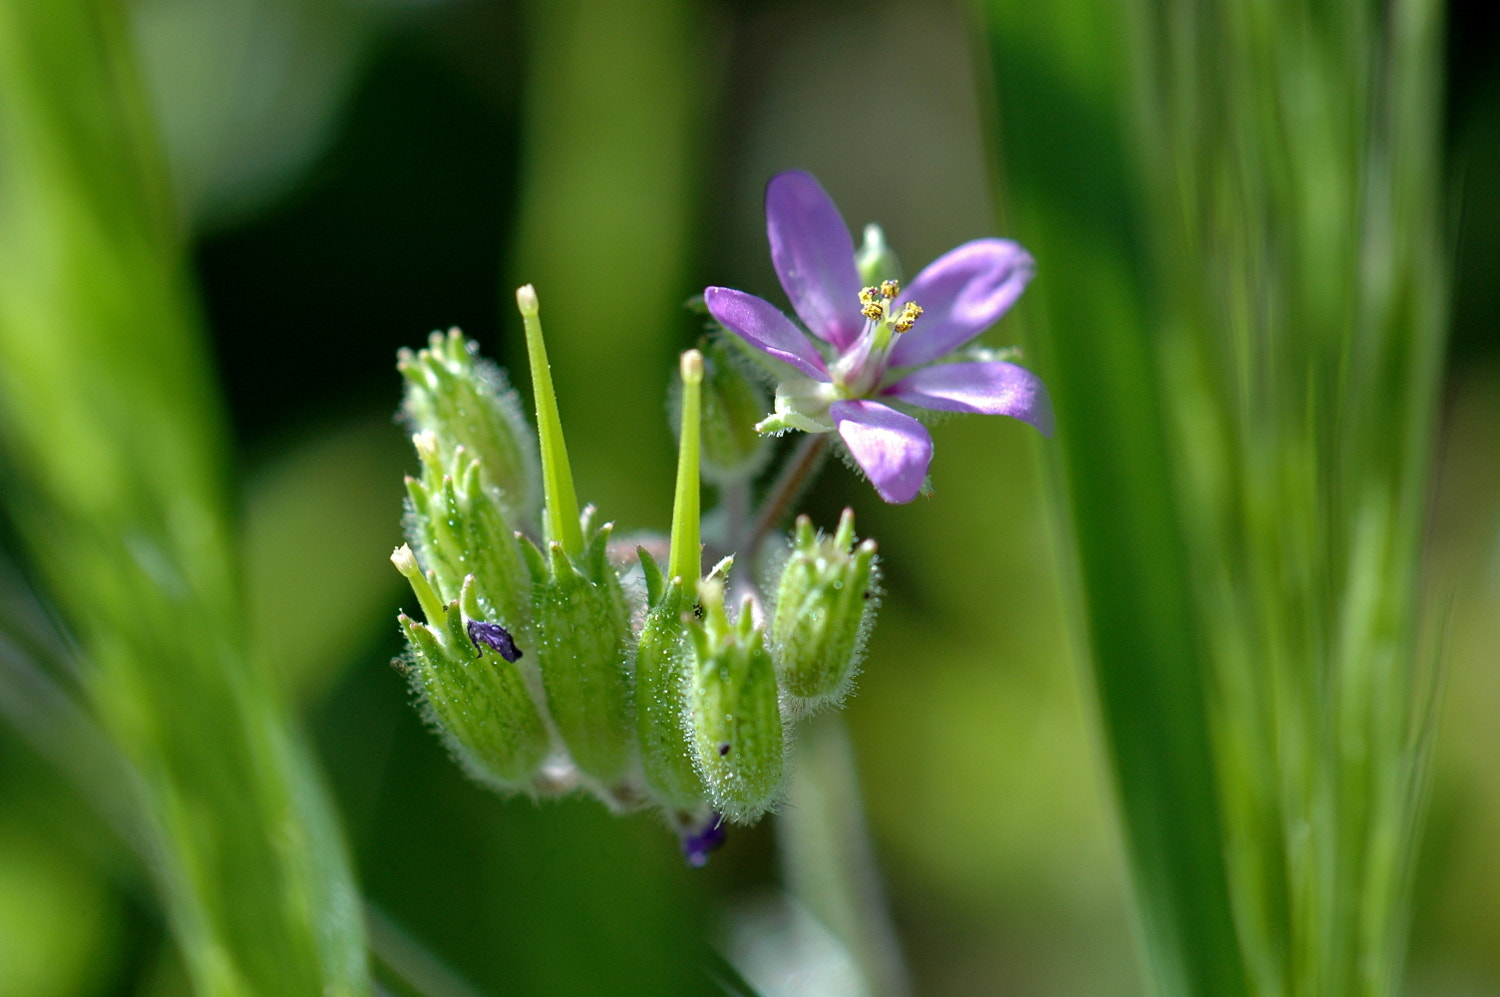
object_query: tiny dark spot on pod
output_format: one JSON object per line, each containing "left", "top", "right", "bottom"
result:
{"left": 718, "top": 742, "right": 731, "bottom": 756}
{"left": 467, "top": 620, "right": 522, "bottom": 662}
{"left": 692, "top": 602, "right": 706, "bottom": 620}
{"left": 864, "top": 590, "right": 873, "bottom": 600}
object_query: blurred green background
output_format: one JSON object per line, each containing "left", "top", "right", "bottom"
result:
{"left": 0, "top": 1, "right": 1495, "bottom": 995}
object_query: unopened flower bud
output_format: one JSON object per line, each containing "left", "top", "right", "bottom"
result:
{"left": 398, "top": 328, "right": 540, "bottom": 528}
{"left": 696, "top": 337, "right": 771, "bottom": 484}
{"left": 392, "top": 559, "right": 549, "bottom": 789}
{"left": 520, "top": 519, "right": 635, "bottom": 786}
{"left": 854, "top": 223, "right": 903, "bottom": 287}
{"left": 687, "top": 579, "right": 785, "bottom": 822}
{"left": 771, "top": 509, "right": 878, "bottom": 710}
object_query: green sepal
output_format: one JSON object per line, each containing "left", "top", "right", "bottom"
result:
{"left": 639, "top": 545, "right": 666, "bottom": 608}
{"left": 518, "top": 528, "right": 549, "bottom": 582}
{"left": 579, "top": 509, "right": 614, "bottom": 583}
{"left": 403, "top": 440, "right": 530, "bottom": 641}
{"left": 771, "top": 509, "right": 878, "bottom": 710}
{"left": 687, "top": 580, "right": 785, "bottom": 822}
{"left": 520, "top": 520, "right": 635, "bottom": 786}
{"left": 397, "top": 584, "right": 549, "bottom": 791}
{"left": 635, "top": 578, "right": 707, "bottom": 810}
{"left": 398, "top": 328, "right": 540, "bottom": 530}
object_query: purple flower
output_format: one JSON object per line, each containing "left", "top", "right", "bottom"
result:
{"left": 705, "top": 171, "right": 1052, "bottom": 503}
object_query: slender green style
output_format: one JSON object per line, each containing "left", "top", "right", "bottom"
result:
{"left": 669, "top": 350, "right": 704, "bottom": 585}
{"left": 517, "top": 283, "right": 585, "bottom": 557}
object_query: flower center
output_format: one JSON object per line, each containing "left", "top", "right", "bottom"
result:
{"left": 832, "top": 281, "right": 922, "bottom": 397}
{"left": 859, "top": 281, "right": 923, "bottom": 332}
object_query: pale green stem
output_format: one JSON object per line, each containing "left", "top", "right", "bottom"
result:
{"left": 668, "top": 350, "right": 704, "bottom": 584}
{"left": 516, "top": 284, "right": 584, "bottom": 558}
{"left": 744, "top": 433, "right": 830, "bottom": 564}
{"left": 779, "top": 712, "right": 911, "bottom": 997}
{"left": 365, "top": 904, "right": 489, "bottom": 997}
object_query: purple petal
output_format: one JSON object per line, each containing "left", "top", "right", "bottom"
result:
{"left": 680, "top": 813, "right": 727, "bottom": 868}
{"left": 883, "top": 362, "right": 1054, "bottom": 437}
{"left": 705, "top": 287, "right": 829, "bottom": 381}
{"left": 766, "top": 171, "right": 864, "bottom": 351}
{"left": 888, "top": 239, "right": 1034, "bottom": 367}
{"left": 830, "top": 400, "right": 933, "bottom": 504}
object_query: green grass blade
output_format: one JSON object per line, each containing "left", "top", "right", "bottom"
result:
{"left": 977, "top": 6, "right": 1251, "bottom": 992}
{"left": 0, "top": 3, "right": 369, "bottom": 993}
{"left": 981, "top": 0, "right": 1449, "bottom": 993}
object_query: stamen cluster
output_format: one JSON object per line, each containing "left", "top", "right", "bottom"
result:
{"left": 858, "top": 280, "right": 923, "bottom": 332}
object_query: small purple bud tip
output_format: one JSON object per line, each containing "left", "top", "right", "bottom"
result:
{"left": 467, "top": 620, "right": 522, "bottom": 662}
{"left": 680, "top": 814, "right": 728, "bottom": 868}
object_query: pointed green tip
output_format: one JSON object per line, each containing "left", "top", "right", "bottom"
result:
{"left": 834, "top": 507, "right": 856, "bottom": 549}
{"left": 680, "top": 348, "right": 704, "bottom": 386}
{"left": 516, "top": 283, "right": 540, "bottom": 317}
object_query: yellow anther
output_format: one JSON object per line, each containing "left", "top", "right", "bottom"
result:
{"left": 893, "top": 301, "right": 923, "bottom": 333}
{"left": 858, "top": 286, "right": 880, "bottom": 306}
{"left": 879, "top": 279, "right": 900, "bottom": 300}
{"left": 861, "top": 302, "right": 885, "bottom": 320}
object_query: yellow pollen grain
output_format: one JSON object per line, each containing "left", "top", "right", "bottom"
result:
{"left": 880, "top": 279, "right": 900, "bottom": 299}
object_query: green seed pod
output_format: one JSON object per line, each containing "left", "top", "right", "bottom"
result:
{"left": 404, "top": 433, "right": 530, "bottom": 642}
{"left": 771, "top": 509, "right": 879, "bottom": 710}
{"left": 688, "top": 579, "right": 785, "bottom": 822}
{"left": 392, "top": 551, "right": 549, "bottom": 789}
{"left": 637, "top": 350, "right": 712, "bottom": 811}
{"left": 634, "top": 568, "right": 705, "bottom": 810}
{"left": 520, "top": 519, "right": 635, "bottom": 787}
{"left": 696, "top": 337, "right": 771, "bottom": 485}
{"left": 398, "top": 328, "right": 540, "bottom": 529}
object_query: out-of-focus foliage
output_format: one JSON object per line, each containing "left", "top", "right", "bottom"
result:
{"left": 0, "top": 1, "right": 368, "bottom": 993}
{"left": 985, "top": 0, "right": 1451, "bottom": 993}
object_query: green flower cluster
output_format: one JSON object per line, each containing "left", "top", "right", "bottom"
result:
{"left": 392, "top": 288, "right": 881, "bottom": 861}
